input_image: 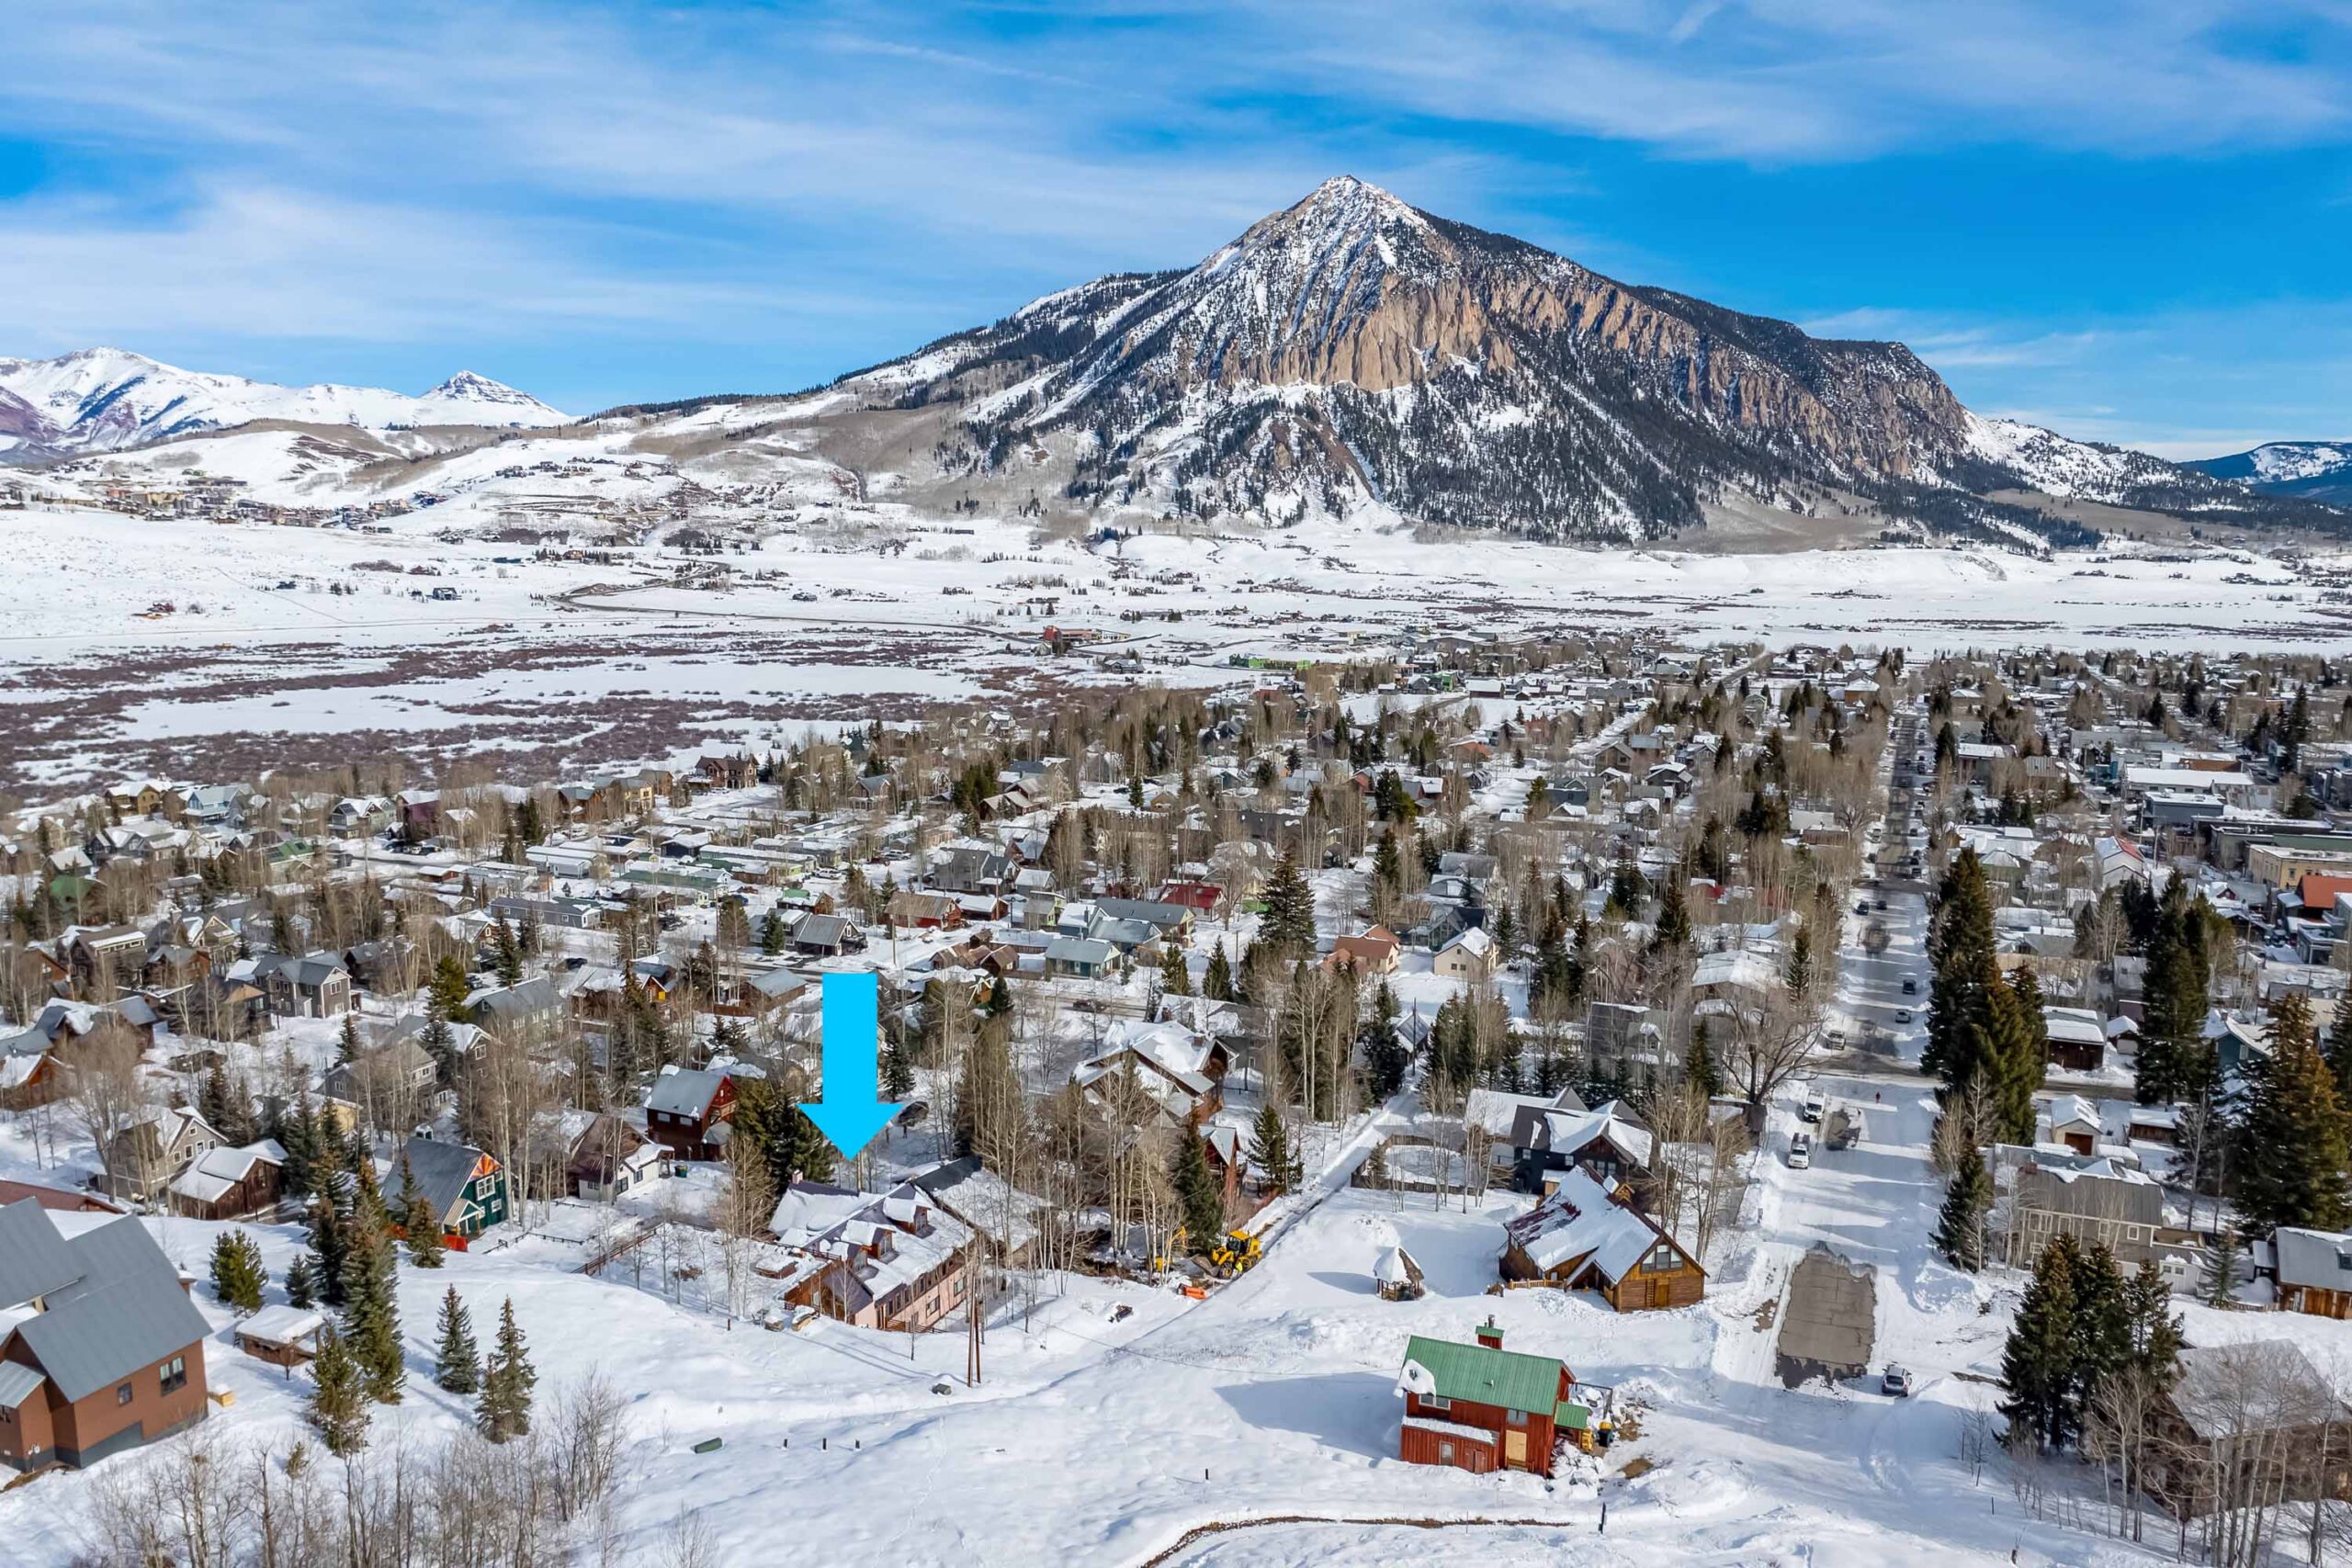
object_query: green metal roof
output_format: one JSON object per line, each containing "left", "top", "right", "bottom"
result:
{"left": 1555, "top": 1398, "right": 1589, "bottom": 1429}
{"left": 1402, "top": 1334, "right": 1568, "bottom": 1416}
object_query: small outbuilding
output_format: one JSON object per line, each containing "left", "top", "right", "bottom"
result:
{"left": 235, "top": 1306, "right": 325, "bottom": 1372}
{"left": 1374, "top": 1245, "right": 1426, "bottom": 1302}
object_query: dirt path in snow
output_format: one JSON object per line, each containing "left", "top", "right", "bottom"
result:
{"left": 1136, "top": 1512, "right": 1584, "bottom": 1567}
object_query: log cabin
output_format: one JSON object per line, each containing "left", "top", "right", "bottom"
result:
{"left": 1499, "top": 1168, "right": 1706, "bottom": 1311}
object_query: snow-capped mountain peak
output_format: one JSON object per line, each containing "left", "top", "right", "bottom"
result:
{"left": 0, "top": 349, "right": 569, "bottom": 460}
{"left": 2185, "top": 439, "right": 2352, "bottom": 504}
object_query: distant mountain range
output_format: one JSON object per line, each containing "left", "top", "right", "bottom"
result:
{"left": 6, "top": 182, "right": 2341, "bottom": 547}
{"left": 0, "top": 348, "right": 568, "bottom": 459}
{"left": 822, "top": 176, "right": 2339, "bottom": 544}
{"left": 2186, "top": 441, "right": 2352, "bottom": 506}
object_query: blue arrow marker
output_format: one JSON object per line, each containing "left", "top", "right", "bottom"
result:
{"left": 800, "top": 972, "right": 907, "bottom": 1160}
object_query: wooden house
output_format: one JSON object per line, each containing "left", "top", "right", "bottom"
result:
{"left": 0, "top": 1046, "right": 62, "bottom": 1111}
{"left": 1070, "top": 1021, "right": 1228, "bottom": 1130}
{"left": 564, "top": 1112, "right": 666, "bottom": 1201}
{"left": 100, "top": 1106, "right": 225, "bottom": 1204}
{"left": 2273, "top": 1227, "right": 2352, "bottom": 1320}
{"left": 1432, "top": 927, "right": 1496, "bottom": 981}
{"left": 644, "top": 1066, "right": 737, "bottom": 1161}
{"left": 166, "top": 1139, "right": 286, "bottom": 1221}
{"left": 385, "top": 1136, "right": 508, "bottom": 1247}
{"left": 764, "top": 1179, "right": 979, "bottom": 1334}
{"left": 0, "top": 1200, "right": 211, "bottom": 1472}
{"left": 1503, "top": 1099, "right": 1653, "bottom": 1197}
{"left": 2004, "top": 1157, "right": 2162, "bottom": 1269}
{"left": 1395, "top": 1323, "right": 1582, "bottom": 1478}
{"left": 1324, "top": 925, "right": 1401, "bottom": 976}
{"left": 2143, "top": 1340, "right": 2352, "bottom": 1519}
{"left": 1499, "top": 1168, "right": 1706, "bottom": 1311}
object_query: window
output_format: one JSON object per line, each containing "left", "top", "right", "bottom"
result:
{"left": 1437, "top": 1442, "right": 1455, "bottom": 1461}
{"left": 1506, "top": 1407, "right": 1529, "bottom": 1427}
{"left": 160, "top": 1356, "right": 187, "bottom": 1395}
{"left": 475, "top": 1176, "right": 497, "bottom": 1200}
{"left": 1648, "top": 1244, "right": 1678, "bottom": 1273}
{"left": 1422, "top": 1394, "right": 1451, "bottom": 1412}
{"left": 117, "top": 1382, "right": 134, "bottom": 1406}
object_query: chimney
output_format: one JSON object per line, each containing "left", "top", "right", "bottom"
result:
{"left": 1475, "top": 1317, "right": 1503, "bottom": 1350}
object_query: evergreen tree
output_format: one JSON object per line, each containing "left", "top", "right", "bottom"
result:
{"left": 2119, "top": 1259, "right": 2184, "bottom": 1382}
{"left": 1160, "top": 945, "right": 1192, "bottom": 996}
{"left": 1248, "top": 1100, "right": 1303, "bottom": 1193}
{"left": 199, "top": 1060, "right": 233, "bottom": 1131}
{"left": 398, "top": 1152, "right": 446, "bottom": 1268}
{"left": 1783, "top": 926, "right": 1813, "bottom": 996}
{"left": 1684, "top": 1020, "right": 1724, "bottom": 1099}
{"left": 340, "top": 1169, "right": 404, "bottom": 1404}
{"left": 336, "top": 1013, "right": 361, "bottom": 1066}
{"left": 476, "top": 1297, "right": 536, "bottom": 1443}
{"left": 1924, "top": 851, "right": 1996, "bottom": 1090}
{"left": 419, "top": 1002, "right": 458, "bottom": 1087}
{"left": 1172, "top": 1132, "right": 1224, "bottom": 1248}
{"left": 492, "top": 915, "right": 524, "bottom": 987}
{"left": 2285, "top": 685, "right": 2312, "bottom": 776}
{"left": 1981, "top": 974, "right": 2044, "bottom": 1146}
{"left": 285, "top": 1251, "right": 320, "bottom": 1309}
{"left": 1371, "top": 829, "right": 1403, "bottom": 908}
{"left": 759, "top": 908, "right": 788, "bottom": 956}
{"left": 1651, "top": 874, "right": 1690, "bottom": 953}
{"left": 2136, "top": 884, "right": 2216, "bottom": 1105}
{"left": 277, "top": 1081, "right": 321, "bottom": 1198}
{"left": 2201, "top": 1228, "right": 2242, "bottom": 1308}
{"left": 427, "top": 953, "right": 473, "bottom": 1020}
{"left": 307, "top": 1325, "right": 369, "bottom": 1457}
{"left": 309, "top": 1195, "right": 349, "bottom": 1308}
{"left": 2326, "top": 999, "right": 2352, "bottom": 1111}
{"left": 1258, "top": 852, "right": 1317, "bottom": 957}
{"left": 209, "top": 1228, "right": 267, "bottom": 1313}
{"left": 1932, "top": 1153, "right": 1993, "bottom": 1271}
{"left": 432, "top": 1286, "right": 480, "bottom": 1394}
{"left": 1359, "top": 981, "right": 1409, "bottom": 1099}
{"left": 1204, "top": 942, "right": 1235, "bottom": 1001}
{"left": 1998, "top": 1238, "right": 2082, "bottom": 1451}
{"left": 879, "top": 1038, "right": 915, "bottom": 1101}
{"left": 2232, "top": 992, "right": 2351, "bottom": 1234}
{"left": 2067, "top": 1240, "right": 2131, "bottom": 1404}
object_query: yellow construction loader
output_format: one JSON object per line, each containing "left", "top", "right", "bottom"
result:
{"left": 1210, "top": 1230, "right": 1261, "bottom": 1275}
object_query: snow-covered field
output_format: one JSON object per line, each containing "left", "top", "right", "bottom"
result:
{"left": 6, "top": 496, "right": 2350, "bottom": 790}
{"left": 5, "top": 1060, "right": 2276, "bottom": 1568}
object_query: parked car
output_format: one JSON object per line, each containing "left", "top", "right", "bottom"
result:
{"left": 1902, "top": 977, "right": 1918, "bottom": 996}
{"left": 1801, "top": 1088, "right": 1826, "bottom": 1122}
{"left": 1894, "top": 1008, "right": 1914, "bottom": 1024}
{"left": 1881, "top": 1364, "right": 1913, "bottom": 1398}
{"left": 1788, "top": 1133, "right": 1813, "bottom": 1170}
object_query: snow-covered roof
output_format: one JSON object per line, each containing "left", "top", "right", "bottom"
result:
{"left": 1503, "top": 1168, "right": 1668, "bottom": 1283}
{"left": 1537, "top": 1102, "right": 1655, "bottom": 1170}
{"left": 237, "top": 1304, "right": 325, "bottom": 1348}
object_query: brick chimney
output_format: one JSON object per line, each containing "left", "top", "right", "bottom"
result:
{"left": 1475, "top": 1317, "right": 1503, "bottom": 1350}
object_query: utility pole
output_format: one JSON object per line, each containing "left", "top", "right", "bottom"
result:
{"left": 965, "top": 1254, "right": 982, "bottom": 1387}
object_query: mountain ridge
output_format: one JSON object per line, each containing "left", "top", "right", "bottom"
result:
{"left": 842, "top": 175, "right": 2339, "bottom": 544}
{"left": 2186, "top": 440, "right": 2352, "bottom": 505}
{"left": 0, "top": 347, "right": 570, "bottom": 459}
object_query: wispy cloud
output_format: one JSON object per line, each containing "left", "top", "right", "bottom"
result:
{"left": 1, "top": 0, "right": 2347, "bottom": 428}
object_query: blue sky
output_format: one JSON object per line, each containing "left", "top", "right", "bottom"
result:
{"left": 3, "top": 1, "right": 2348, "bottom": 457}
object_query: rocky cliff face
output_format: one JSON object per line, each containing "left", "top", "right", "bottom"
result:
{"left": 859, "top": 175, "right": 2324, "bottom": 542}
